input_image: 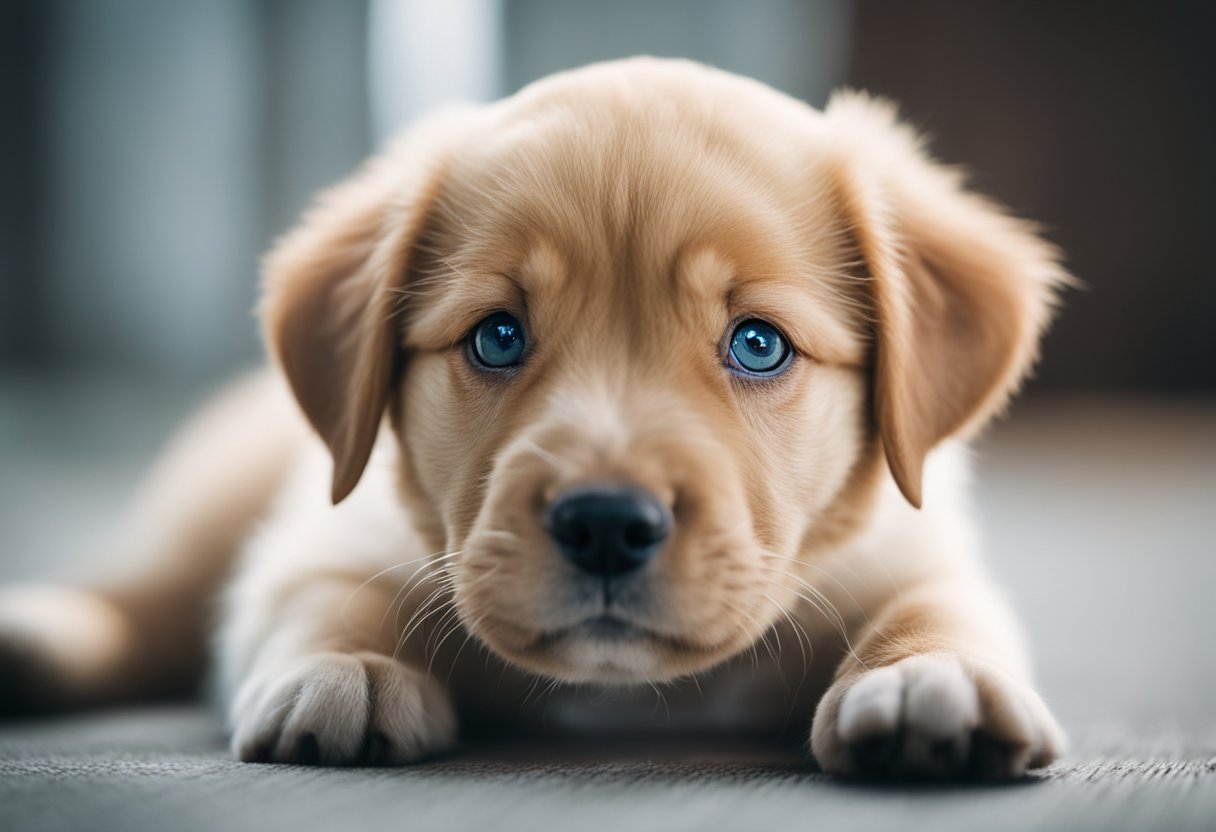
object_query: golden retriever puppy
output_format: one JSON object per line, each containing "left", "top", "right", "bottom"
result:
{"left": 0, "top": 58, "right": 1067, "bottom": 779}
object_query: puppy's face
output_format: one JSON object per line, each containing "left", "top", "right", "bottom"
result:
{"left": 396, "top": 109, "right": 873, "bottom": 682}
{"left": 263, "top": 60, "right": 1065, "bottom": 685}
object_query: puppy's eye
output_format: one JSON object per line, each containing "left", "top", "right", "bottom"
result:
{"left": 470, "top": 312, "right": 526, "bottom": 368}
{"left": 728, "top": 319, "right": 790, "bottom": 376}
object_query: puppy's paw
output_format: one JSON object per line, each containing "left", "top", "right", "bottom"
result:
{"left": 811, "top": 653, "right": 1065, "bottom": 780}
{"left": 230, "top": 651, "right": 457, "bottom": 766}
{"left": 0, "top": 586, "right": 133, "bottom": 713}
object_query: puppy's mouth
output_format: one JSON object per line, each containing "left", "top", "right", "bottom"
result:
{"left": 579, "top": 614, "right": 645, "bottom": 640}
{"left": 526, "top": 613, "right": 726, "bottom": 657}
{"left": 535, "top": 614, "right": 655, "bottom": 646}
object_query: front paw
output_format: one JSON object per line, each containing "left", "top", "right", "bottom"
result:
{"left": 230, "top": 651, "right": 457, "bottom": 765}
{"left": 811, "top": 653, "right": 1065, "bottom": 780}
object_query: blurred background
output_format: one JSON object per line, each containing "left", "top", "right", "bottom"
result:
{"left": 2, "top": 0, "right": 1212, "bottom": 391}
{"left": 0, "top": 0, "right": 1213, "bottom": 739}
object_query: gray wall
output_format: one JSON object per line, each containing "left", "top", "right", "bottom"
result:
{"left": 1, "top": 0, "right": 850, "bottom": 384}
{"left": 0, "top": 0, "right": 371, "bottom": 382}
{"left": 504, "top": 0, "right": 850, "bottom": 106}
{"left": 3, "top": 1, "right": 1209, "bottom": 394}
{"left": 847, "top": 0, "right": 1216, "bottom": 393}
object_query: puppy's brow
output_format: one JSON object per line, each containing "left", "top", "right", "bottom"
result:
{"left": 675, "top": 247, "right": 735, "bottom": 300}
{"left": 400, "top": 239, "right": 565, "bottom": 350}
{"left": 404, "top": 271, "right": 525, "bottom": 349}
{"left": 728, "top": 279, "right": 866, "bottom": 367}
{"left": 675, "top": 247, "right": 866, "bottom": 367}
{"left": 517, "top": 241, "right": 567, "bottom": 294}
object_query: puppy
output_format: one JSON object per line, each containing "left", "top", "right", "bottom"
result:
{"left": 0, "top": 58, "right": 1067, "bottom": 779}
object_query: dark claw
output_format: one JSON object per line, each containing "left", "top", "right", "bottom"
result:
{"left": 361, "top": 731, "right": 391, "bottom": 766}
{"left": 852, "top": 734, "right": 902, "bottom": 777}
{"left": 969, "top": 732, "right": 1023, "bottom": 781}
{"left": 293, "top": 732, "right": 321, "bottom": 765}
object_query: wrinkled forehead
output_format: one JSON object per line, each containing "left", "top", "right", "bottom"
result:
{"left": 406, "top": 101, "right": 866, "bottom": 364}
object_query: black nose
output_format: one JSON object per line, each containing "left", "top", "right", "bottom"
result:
{"left": 547, "top": 486, "right": 671, "bottom": 577}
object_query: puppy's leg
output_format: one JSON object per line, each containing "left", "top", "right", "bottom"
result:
{"left": 810, "top": 576, "right": 1065, "bottom": 780}
{"left": 0, "top": 371, "right": 301, "bottom": 713}
{"left": 219, "top": 455, "right": 457, "bottom": 766}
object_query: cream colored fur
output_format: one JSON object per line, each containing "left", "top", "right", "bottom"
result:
{"left": 0, "top": 58, "right": 1066, "bottom": 779}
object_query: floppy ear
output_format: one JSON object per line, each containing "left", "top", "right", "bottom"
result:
{"left": 825, "top": 92, "right": 1070, "bottom": 508}
{"left": 261, "top": 110, "right": 473, "bottom": 503}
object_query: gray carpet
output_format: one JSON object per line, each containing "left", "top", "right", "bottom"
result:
{"left": 2, "top": 379, "right": 1214, "bottom": 832}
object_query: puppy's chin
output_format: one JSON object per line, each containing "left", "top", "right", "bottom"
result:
{"left": 470, "top": 613, "right": 750, "bottom": 685}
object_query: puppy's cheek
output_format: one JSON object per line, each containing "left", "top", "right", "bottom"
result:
{"left": 396, "top": 354, "right": 520, "bottom": 547}
{"left": 739, "top": 367, "right": 870, "bottom": 551}
{"left": 453, "top": 523, "right": 577, "bottom": 658}
{"left": 455, "top": 547, "right": 571, "bottom": 640}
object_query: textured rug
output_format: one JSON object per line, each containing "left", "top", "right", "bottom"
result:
{"left": 2, "top": 705, "right": 1214, "bottom": 832}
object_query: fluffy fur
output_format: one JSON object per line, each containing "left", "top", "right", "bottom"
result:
{"left": 0, "top": 59, "right": 1067, "bottom": 779}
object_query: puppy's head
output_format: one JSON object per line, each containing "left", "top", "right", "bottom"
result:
{"left": 262, "top": 59, "right": 1066, "bottom": 684}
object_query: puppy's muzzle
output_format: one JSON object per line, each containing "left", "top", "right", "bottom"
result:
{"left": 546, "top": 486, "right": 671, "bottom": 577}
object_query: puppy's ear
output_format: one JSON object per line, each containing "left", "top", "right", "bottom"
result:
{"left": 825, "top": 92, "right": 1070, "bottom": 508}
{"left": 261, "top": 111, "right": 473, "bottom": 503}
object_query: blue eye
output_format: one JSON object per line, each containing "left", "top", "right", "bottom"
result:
{"left": 471, "top": 312, "right": 526, "bottom": 368}
{"left": 728, "top": 319, "right": 790, "bottom": 376}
